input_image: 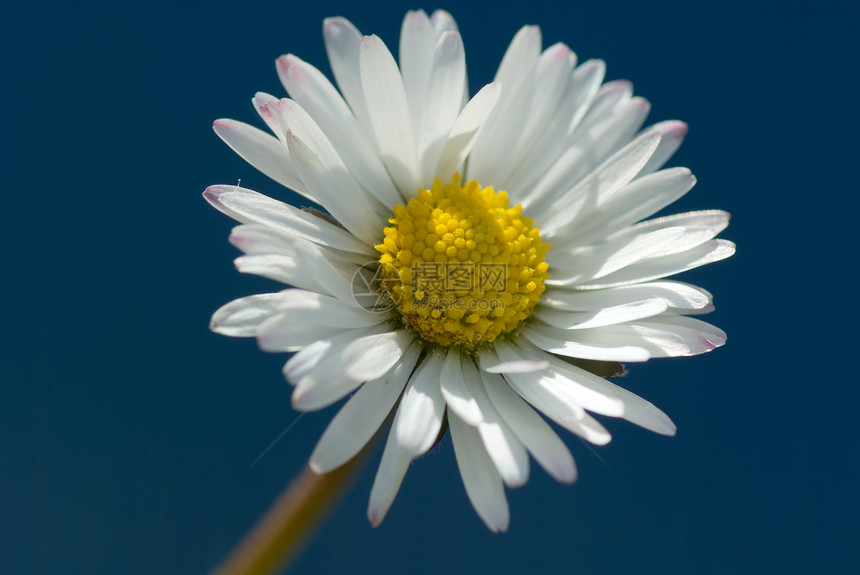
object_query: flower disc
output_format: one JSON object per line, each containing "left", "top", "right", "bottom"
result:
{"left": 376, "top": 174, "right": 550, "bottom": 348}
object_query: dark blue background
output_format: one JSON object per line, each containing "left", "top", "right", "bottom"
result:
{"left": 4, "top": 1, "right": 858, "bottom": 573}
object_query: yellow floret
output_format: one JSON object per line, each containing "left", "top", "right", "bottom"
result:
{"left": 375, "top": 173, "right": 550, "bottom": 348}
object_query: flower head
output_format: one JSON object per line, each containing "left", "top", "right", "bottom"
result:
{"left": 206, "top": 10, "right": 734, "bottom": 532}
{"left": 375, "top": 174, "right": 550, "bottom": 347}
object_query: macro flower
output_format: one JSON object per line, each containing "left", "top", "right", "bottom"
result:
{"left": 206, "top": 10, "right": 734, "bottom": 532}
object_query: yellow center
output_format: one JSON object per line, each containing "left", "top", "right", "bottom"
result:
{"left": 375, "top": 174, "right": 550, "bottom": 348}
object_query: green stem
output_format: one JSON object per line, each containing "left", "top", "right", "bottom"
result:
{"left": 211, "top": 453, "right": 368, "bottom": 575}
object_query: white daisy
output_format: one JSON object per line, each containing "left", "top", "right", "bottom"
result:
{"left": 206, "top": 10, "right": 734, "bottom": 532}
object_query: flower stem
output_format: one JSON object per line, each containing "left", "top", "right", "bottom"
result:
{"left": 211, "top": 453, "right": 368, "bottom": 575}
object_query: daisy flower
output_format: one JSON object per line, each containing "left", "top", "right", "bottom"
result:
{"left": 206, "top": 10, "right": 734, "bottom": 532}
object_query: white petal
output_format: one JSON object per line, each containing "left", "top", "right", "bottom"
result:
{"left": 638, "top": 120, "right": 688, "bottom": 177}
{"left": 228, "top": 224, "right": 303, "bottom": 256}
{"left": 203, "top": 185, "right": 369, "bottom": 254}
{"left": 228, "top": 223, "right": 364, "bottom": 268}
{"left": 548, "top": 226, "right": 686, "bottom": 284}
{"left": 233, "top": 254, "right": 343, "bottom": 297}
{"left": 251, "top": 92, "right": 288, "bottom": 142}
{"left": 522, "top": 43, "right": 577, "bottom": 142}
{"left": 431, "top": 10, "right": 466, "bottom": 107}
{"left": 310, "top": 342, "right": 422, "bottom": 473}
{"left": 257, "top": 317, "right": 345, "bottom": 352}
{"left": 491, "top": 370, "right": 563, "bottom": 426}
{"left": 483, "top": 346, "right": 585, "bottom": 422}
{"left": 448, "top": 412, "right": 510, "bottom": 532}
{"left": 565, "top": 412, "right": 613, "bottom": 445}
{"left": 535, "top": 298, "right": 669, "bottom": 330}
{"left": 469, "top": 26, "right": 542, "bottom": 183}
{"left": 338, "top": 329, "right": 415, "bottom": 381}
{"left": 573, "top": 239, "right": 736, "bottom": 289}
{"left": 282, "top": 337, "right": 330, "bottom": 385}
{"left": 234, "top": 254, "right": 312, "bottom": 291}
{"left": 558, "top": 167, "right": 698, "bottom": 246}
{"left": 538, "top": 128, "right": 660, "bottom": 236}
{"left": 635, "top": 315, "right": 727, "bottom": 354}
{"left": 291, "top": 363, "right": 377, "bottom": 413}
{"left": 573, "top": 79, "right": 633, "bottom": 138}
{"left": 591, "top": 212, "right": 731, "bottom": 271}
{"left": 503, "top": 372, "right": 612, "bottom": 444}
{"left": 433, "top": 9, "right": 468, "bottom": 107}
{"left": 276, "top": 55, "right": 402, "bottom": 207}
{"left": 524, "top": 95, "right": 649, "bottom": 214}
{"left": 286, "top": 129, "right": 385, "bottom": 244}
{"left": 492, "top": 25, "right": 542, "bottom": 95}
{"left": 367, "top": 429, "right": 411, "bottom": 527}
{"left": 418, "top": 31, "right": 466, "bottom": 183}
{"left": 461, "top": 365, "right": 530, "bottom": 488}
{"left": 522, "top": 322, "right": 651, "bottom": 362}
{"left": 491, "top": 350, "right": 615, "bottom": 446}
{"left": 503, "top": 59, "right": 605, "bottom": 199}
{"left": 256, "top": 290, "right": 388, "bottom": 352}
{"left": 288, "top": 327, "right": 413, "bottom": 411}
{"left": 501, "top": 339, "right": 661, "bottom": 441}
{"left": 502, "top": 370, "right": 584, "bottom": 424}
{"left": 481, "top": 359, "right": 551, "bottom": 373}
{"left": 439, "top": 349, "right": 482, "bottom": 426}
{"left": 477, "top": 422, "right": 529, "bottom": 489}
{"left": 212, "top": 119, "right": 310, "bottom": 200}
{"left": 530, "top": 315, "right": 725, "bottom": 360}
{"left": 323, "top": 17, "right": 370, "bottom": 128}
{"left": 573, "top": 88, "right": 647, "bottom": 149}
{"left": 496, "top": 43, "right": 576, "bottom": 187}
{"left": 230, "top": 233, "right": 357, "bottom": 302}
{"left": 360, "top": 35, "right": 418, "bottom": 193}
{"left": 554, "top": 58, "right": 607, "bottom": 138}
{"left": 481, "top": 369, "right": 577, "bottom": 483}
{"left": 275, "top": 97, "right": 389, "bottom": 218}
{"left": 399, "top": 10, "right": 436, "bottom": 139}
{"left": 209, "top": 293, "right": 285, "bottom": 337}
{"left": 292, "top": 364, "right": 371, "bottom": 413}
{"left": 543, "top": 281, "right": 713, "bottom": 313}
{"left": 430, "top": 10, "right": 458, "bottom": 36}
{"left": 592, "top": 378, "right": 676, "bottom": 436}
{"left": 393, "top": 350, "right": 446, "bottom": 456}
{"left": 611, "top": 210, "right": 731, "bottom": 256}
{"left": 273, "top": 289, "right": 384, "bottom": 324}
{"left": 434, "top": 82, "right": 502, "bottom": 178}
{"left": 495, "top": 341, "right": 625, "bottom": 417}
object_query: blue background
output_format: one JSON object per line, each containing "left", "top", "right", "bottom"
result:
{"left": 4, "top": 1, "right": 858, "bottom": 573}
